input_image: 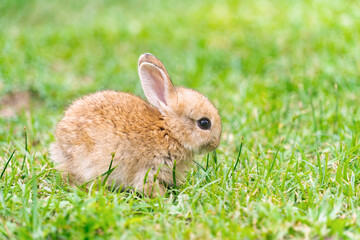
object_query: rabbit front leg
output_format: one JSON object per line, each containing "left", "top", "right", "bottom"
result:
{"left": 132, "top": 167, "right": 167, "bottom": 197}
{"left": 143, "top": 178, "right": 166, "bottom": 197}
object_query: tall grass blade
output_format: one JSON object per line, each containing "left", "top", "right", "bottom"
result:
{"left": 233, "top": 139, "right": 243, "bottom": 172}
{"left": 1, "top": 150, "right": 16, "bottom": 179}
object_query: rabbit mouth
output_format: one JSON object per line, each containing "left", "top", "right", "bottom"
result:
{"left": 197, "top": 143, "right": 218, "bottom": 154}
{"left": 204, "top": 140, "right": 221, "bottom": 152}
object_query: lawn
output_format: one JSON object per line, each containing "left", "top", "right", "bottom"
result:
{"left": 1, "top": 0, "right": 360, "bottom": 239}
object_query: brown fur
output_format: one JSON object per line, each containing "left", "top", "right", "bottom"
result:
{"left": 50, "top": 53, "right": 221, "bottom": 197}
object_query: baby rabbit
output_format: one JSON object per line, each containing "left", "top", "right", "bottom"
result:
{"left": 50, "top": 53, "right": 221, "bottom": 197}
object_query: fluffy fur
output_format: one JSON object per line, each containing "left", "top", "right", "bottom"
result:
{"left": 50, "top": 53, "right": 222, "bottom": 197}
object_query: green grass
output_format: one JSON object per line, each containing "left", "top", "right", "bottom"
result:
{"left": 1, "top": 0, "right": 360, "bottom": 239}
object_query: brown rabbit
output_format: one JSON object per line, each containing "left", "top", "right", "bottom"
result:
{"left": 50, "top": 53, "right": 221, "bottom": 197}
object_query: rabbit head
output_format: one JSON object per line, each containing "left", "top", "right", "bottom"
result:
{"left": 138, "top": 53, "right": 222, "bottom": 154}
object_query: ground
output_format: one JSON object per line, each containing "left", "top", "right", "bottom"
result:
{"left": 1, "top": 0, "right": 360, "bottom": 239}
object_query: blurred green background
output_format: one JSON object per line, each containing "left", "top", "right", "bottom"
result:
{"left": 1, "top": 0, "right": 360, "bottom": 238}
{"left": 1, "top": 0, "right": 359, "bottom": 149}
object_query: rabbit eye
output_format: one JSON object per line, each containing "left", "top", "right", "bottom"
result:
{"left": 197, "top": 118, "right": 211, "bottom": 130}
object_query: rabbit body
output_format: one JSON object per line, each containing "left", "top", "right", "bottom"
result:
{"left": 50, "top": 53, "right": 221, "bottom": 196}
{"left": 50, "top": 90, "right": 192, "bottom": 195}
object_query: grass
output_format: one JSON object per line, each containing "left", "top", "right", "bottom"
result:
{"left": 1, "top": 0, "right": 360, "bottom": 238}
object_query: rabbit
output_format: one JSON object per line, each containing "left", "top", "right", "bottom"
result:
{"left": 49, "top": 53, "right": 222, "bottom": 197}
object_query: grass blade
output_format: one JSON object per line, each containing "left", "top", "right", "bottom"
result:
{"left": 172, "top": 159, "right": 177, "bottom": 188}
{"left": 101, "top": 153, "right": 117, "bottom": 185}
{"left": 21, "top": 127, "right": 28, "bottom": 170}
{"left": 1, "top": 150, "right": 16, "bottom": 179}
{"left": 233, "top": 139, "right": 243, "bottom": 172}
{"left": 266, "top": 139, "right": 283, "bottom": 179}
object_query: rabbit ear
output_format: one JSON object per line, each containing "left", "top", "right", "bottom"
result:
{"left": 138, "top": 53, "right": 172, "bottom": 81}
{"left": 138, "top": 54, "right": 176, "bottom": 112}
